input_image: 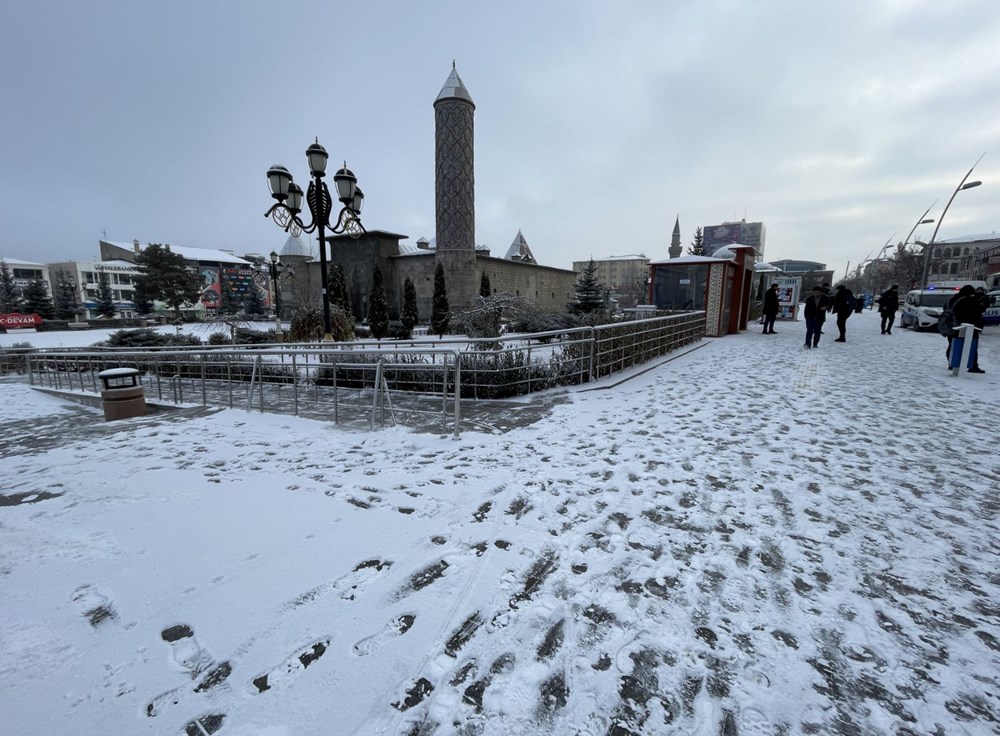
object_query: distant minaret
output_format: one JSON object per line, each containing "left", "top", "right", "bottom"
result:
{"left": 668, "top": 216, "right": 682, "bottom": 258}
{"left": 434, "top": 62, "right": 477, "bottom": 310}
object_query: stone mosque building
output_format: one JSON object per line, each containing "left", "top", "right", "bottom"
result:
{"left": 321, "top": 64, "right": 580, "bottom": 323}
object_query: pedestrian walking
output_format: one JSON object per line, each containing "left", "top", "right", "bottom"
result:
{"left": 832, "top": 284, "right": 856, "bottom": 342}
{"left": 878, "top": 285, "right": 899, "bottom": 334}
{"left": 762, "top": 283, "right": 780, "bottom": 334}
{"left": 803, "top": 286, "right": 826, "bottom": 349}
{"left": 944, "top": 285, "right": 985, "bottom": 373}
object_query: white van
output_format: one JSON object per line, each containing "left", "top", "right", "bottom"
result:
{"left": 899, "top": 288, "right": 962, "bottom": 331}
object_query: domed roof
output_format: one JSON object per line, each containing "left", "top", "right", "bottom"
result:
{"left": 279, "top": 233, "right": 311, "bottom": 258}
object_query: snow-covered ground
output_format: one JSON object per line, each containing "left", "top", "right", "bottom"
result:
{"left": 0, "top": 322, "right": 277, "bottom": 350}
{"left": 2, "top": 310, "right": 998, "bottom": 735}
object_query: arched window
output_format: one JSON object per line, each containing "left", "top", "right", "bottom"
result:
{"left": 964, "top": 247, "right": 970, "bottom": 256}
{"left": 942, "top": 247, "right": 951, "bottom": 258}
{"left": 933, "top": 248, "right": 942, "bottom": 259}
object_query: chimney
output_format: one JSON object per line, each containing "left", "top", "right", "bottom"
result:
{"left": 133, "top": 239, "right": 140, "bottom": 254}
{"left": 416, "top": 237, "right": 430, "bottom": 250}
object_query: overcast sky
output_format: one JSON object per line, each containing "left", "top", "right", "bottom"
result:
{"left": 2, "top": 0, "right": 998, "bottom": 279}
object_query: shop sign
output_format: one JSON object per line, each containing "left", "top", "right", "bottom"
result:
{"left": 0, "top": 312, "right": 43, "bottom": 329}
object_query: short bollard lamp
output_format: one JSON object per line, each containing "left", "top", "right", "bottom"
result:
{"left": 264, "top": 138, "right": 367, "bottom": 340}
{"left": 97, "top": 368, "right": 146, "bottom": 421}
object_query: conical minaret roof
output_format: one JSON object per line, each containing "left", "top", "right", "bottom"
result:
{"left": 435, "top": 62, "right": 475, "bottom": 108}
{"left": 504, "top": 229, "right": 536, "bottom": 263}
{"left": 279, "top": 233, "right": 311, "bottom": 258}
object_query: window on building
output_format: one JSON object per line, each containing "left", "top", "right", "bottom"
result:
{"left": 652, "top": 264, "right": 708, "bottom": 310}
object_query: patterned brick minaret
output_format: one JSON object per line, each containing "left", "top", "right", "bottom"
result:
{"left": 434, "top": 63, "right": 477, "bottom": 310}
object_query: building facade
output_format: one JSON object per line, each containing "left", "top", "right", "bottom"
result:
{"left": 701, "top": 220, "right": 767, "bottom": 258}
{"left": 47, "top": 258, "right": 143, "bottom": 319}
{"left": 1, "top": 258, "right": 50, "bottom": 302}
{"left": 931, "top": 234, "right": 1000, "bottom": 283}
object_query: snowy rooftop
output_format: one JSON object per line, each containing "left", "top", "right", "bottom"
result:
{"left": 2, "top": 314, "right": 999, "bottom": 734}
{"left": 0, "top": 257, "right": 46, "bottom": 266}
{"left": 398, "top": 238, "right": 491, "bottom": 256}
{"left": 933, "top": 233, "right": 1000, "bottom": 244}
{"left": 105, "top": 240, "right": 250, "bottom": 265}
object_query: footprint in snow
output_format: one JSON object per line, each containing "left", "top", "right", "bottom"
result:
{"left": 353, "top": 614, "right": 416, "bottom": 656}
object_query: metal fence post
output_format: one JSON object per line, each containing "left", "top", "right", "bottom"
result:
{"left": 453, "top": 350, "right": 461, "bottom": 438}
{"left": 292, "top": 353, "right": 299, "bottom": 416}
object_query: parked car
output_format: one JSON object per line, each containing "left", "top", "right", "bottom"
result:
{"left": 899, "top": 288, "right": 960, "bottom": 331}
{"left": 985, "top": 291, "right": 1000, "bottom": 325}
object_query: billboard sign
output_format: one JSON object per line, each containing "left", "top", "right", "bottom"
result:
{"left": 702, "top": 223, "right": 742, "bottom": 257}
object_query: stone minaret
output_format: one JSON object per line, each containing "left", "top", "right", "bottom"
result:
{"left": 434, "top": 63, "right": 477, "bottom": 310}
{"left": 668, "top": 216, "right": 682, "bottom": 258}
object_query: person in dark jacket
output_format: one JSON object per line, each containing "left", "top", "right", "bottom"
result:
{"left": 832, "top": 285, "right": 855, "bottom": 342}
{"left": 803, "top": 286, "right": 826, "bottom": 348}
{"left": 762, "top": 283, "right": 780, "bottom": 334}
{"left": 878, "top": 285, "right": 899, "bottom": 334}
{"left": 945, "top": 285, "right": 985, "bottom": 373}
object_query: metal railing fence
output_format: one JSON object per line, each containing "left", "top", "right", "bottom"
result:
{"left": 1, "top": 312, "right": 705, "bottom": 434}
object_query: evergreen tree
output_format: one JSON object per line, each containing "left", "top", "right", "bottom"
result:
{"left": 431, "top": 262, "right": 450, "bottom": 338}
{"left": 401, "top": 276, "right": 419, "bottom": 338}
{"left": 479, "top": 271, "right": 491, "bottom": 298}
{"left": 242, "top": 284, "right": 267, "bottom": 316}
{"left": 367, "top": 264, "right": 389, "bottom": 340}
{"left": 219, "top": 273, "right": 243, "bottom": 315}
{"left": 288, "top": 302, "right": 324, "bottom": 342}
{"left": 52, "top": 272, "right": 79, "bottom": 320}
{"left": 328, "top": 264, "right": 353, "bottom": 316}
{"left": 569, "top": 259, "right": 605, "bottom": 315}
{"left": 688, "top": 226, "right": 704, "bottom": 256}
{"left": 132, "top": 294, "right": 155, "bottom": 315}
{"left": 95, "top": 268, "right": 117, "bottom": 318}
{"left": 20, "top": 279, "right": 54, "bottom": 318}
{"left": 133, "top": 244, "right": 202, "bottom": 320}
{"left": 0, "top": 261, "right": 19, "bottom": 313}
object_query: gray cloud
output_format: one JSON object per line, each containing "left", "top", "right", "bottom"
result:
{"left": 1, "top": 0, "right": 996, "bottom": 278}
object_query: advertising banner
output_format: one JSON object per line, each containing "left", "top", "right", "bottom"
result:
{"left": 770, "top": 277, "right": 801, "bottom": 320}
{"left": 702, "top": 223, "right": 743, "bottom": 257}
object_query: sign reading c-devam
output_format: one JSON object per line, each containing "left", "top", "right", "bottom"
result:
{"left": 0, "top": 313, "right": 43, "bottom": 329}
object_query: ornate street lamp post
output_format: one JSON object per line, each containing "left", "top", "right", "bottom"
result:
{"left": 56, "top": 272, "right": 80, "bottom": 322}
{"left": 919, "top": 155, "right": 985, "bottom": 288}
{"left": 254, "top": 251, "right": 292, "bottom": 340}
{"left": 264, "top": 139, "right": 365, "bottom": 340}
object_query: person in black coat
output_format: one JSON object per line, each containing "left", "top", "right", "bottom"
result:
{"left": 878, "top": 285, "right": 899, "bottom": 334}
{"left": 832, "top": 285, "right": 855, "bottom": 342}
{"left": 945, "top": 285, "right": 985, "bottom": 373}
{"left": 802, "top": 286, "right": 826, "bottom": 348}
{"left": 762, "top": 283, "right": 780, "bottom": 334}
{"left": 819, "top": 282, "right": 832, "bottom": 332}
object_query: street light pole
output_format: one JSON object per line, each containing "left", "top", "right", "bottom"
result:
{"left": 919, "top": 154, "right": 985, "bottom": 288}
{"left": 264, "top": 139, "right": 366, "bottom": 340}
{"left": 266, "top": 250, "right": 291, "bottom": 340}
